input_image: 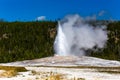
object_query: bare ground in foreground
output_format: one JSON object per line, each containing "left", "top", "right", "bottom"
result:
{"left": 0, "top": 56, "right": 120, "bottom": 80}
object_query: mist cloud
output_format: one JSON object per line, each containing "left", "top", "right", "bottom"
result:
{"left": 98, "top": 10, "right": 106, "bottom": 16}
{"left": 54, "top": 14, "right": 108, "bottom": 56}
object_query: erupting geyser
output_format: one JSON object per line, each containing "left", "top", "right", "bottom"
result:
{"left": 54, "top": 14, "right": 108, "bottom": 56}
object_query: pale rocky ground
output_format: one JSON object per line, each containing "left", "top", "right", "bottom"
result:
{"left": 0, "top": 56, "right": 120, "bottom": 80}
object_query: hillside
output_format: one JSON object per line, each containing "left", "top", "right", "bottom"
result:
{"left": 0, "top": 21, "right": 57, "bottom": 63}
{"left": 0, "top": 21, "right": 120, "bottom": 63}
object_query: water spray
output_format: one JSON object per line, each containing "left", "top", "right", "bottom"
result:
{"left": 54, "top": 14, "right": 108, "bottom": 56}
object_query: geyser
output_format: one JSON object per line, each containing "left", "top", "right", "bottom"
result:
{"left": 54, "top": 14, "right": 108, "bottom": 56}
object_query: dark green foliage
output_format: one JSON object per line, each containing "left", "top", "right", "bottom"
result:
{"left": 0, "top": 21, "right": 120, "bottom": 63}
{"left": 0, "top": 21, "right": 57, "bottom": 63}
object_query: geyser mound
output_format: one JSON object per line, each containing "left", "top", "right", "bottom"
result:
{"left": 54, "top": 14, "right": 108, "bottom": 56}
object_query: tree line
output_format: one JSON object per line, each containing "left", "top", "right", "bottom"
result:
{"left": 0, "top": 21, "right": 57, "bottom": 62}
{"left": 0, "top": 21, "right": 120, "bottom": 63}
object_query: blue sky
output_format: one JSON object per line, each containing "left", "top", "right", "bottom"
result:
{"left": 0, "top": 0, "right": 119, "bottom": 21}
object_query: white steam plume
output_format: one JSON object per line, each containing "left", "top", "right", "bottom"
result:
{"left": 54, "top": 14, "right": 108, "bottom": 56}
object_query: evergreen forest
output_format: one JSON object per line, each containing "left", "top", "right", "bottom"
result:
{"left": 0, "top": 21, "right": 120, "bottom": 63}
